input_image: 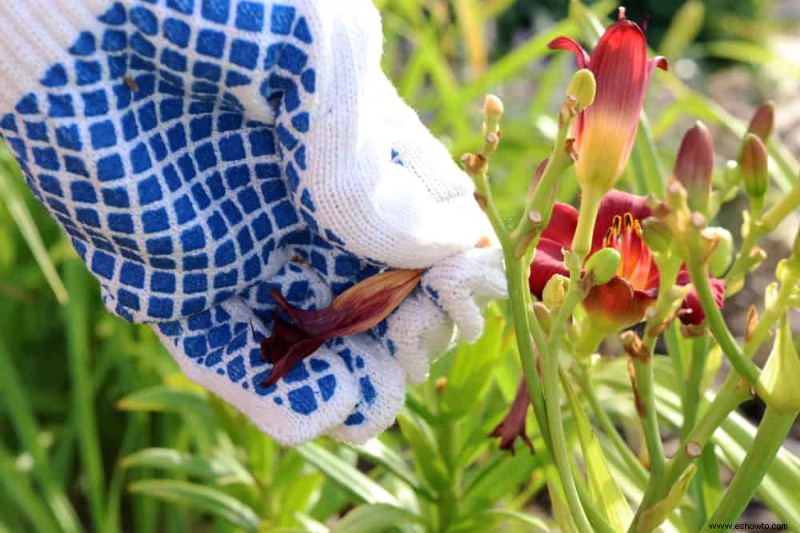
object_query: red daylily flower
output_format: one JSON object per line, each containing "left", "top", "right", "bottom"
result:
{"left": 528, "top": 190, "right": 725, "bottom": 331}
{"left": 549, "top": 11, "right": 668, "bottom": 193}
{"left": 260, "top": 269, "right": 423, "bottom": 387}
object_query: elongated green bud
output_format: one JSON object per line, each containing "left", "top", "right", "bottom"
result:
{"left": 758, "top": 316, "right": 800, "bottom": 412}
{"left": 746, "top": 101, "right": 775, "bottom": 142}
{"left": 739, "top": 133, "right": 769, "bottom": 202}
{"left": 674, "top": 122, "right": 714, "bottom": 214}
{"left": 566, "top": 68, "right": 596, "bottom": 113}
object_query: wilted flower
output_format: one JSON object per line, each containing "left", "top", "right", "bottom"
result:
{"left": 260, "top": 269, "right": 423, "bottom": 386}
{"left": 489, "top": 377, "right": 534, "bottom": 454}
{"left": 549, "top": 11, "right": 668, "bottom": 194}
{"left": 528, "top": 190, "right": 725, "bottom": 332}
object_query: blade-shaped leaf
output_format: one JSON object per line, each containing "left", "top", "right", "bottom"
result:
{"left": 128, "top": 479, "right": 260, "bottom": 532}
{"left": 297, "top": 443, "right": 400, "bottom": 507}
{"left": 122, "top": 447, "right": 255, "bottom": 486}
{"left": 333, "top": 503, "right": 419, "bottom": 533}
{"left": 564, "top": 375, "right": 633, "bottom": 531}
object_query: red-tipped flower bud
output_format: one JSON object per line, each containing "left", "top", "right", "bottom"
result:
{"left": 739, "top": 133, "right": 769, "bottom": 199}
{"left": 746, "top": 101, "right": 775, "bottom": 143}
{"left": 674, "top": 122, "right": 714, "bottom": 214}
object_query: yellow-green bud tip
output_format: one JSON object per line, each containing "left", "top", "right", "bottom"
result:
{"left": 543, "top": 274, "right": 570, "bottom": 310}
{"left": 739, "top": 133, "right": 769, "bottom": 198}
{"left": 758, "top": 316, "right": 800, "bottom": 412}
{"left": 566, "top": 69, "right": 596, "bottom": 112}
{"left": 703, "top": 226, "right": 733, "bottom": 277}
{"left": 483, "top": 94, "right": 504, "bottom": 120}
{"left": 584, "top": 248, "right": 621, "bottom": 286}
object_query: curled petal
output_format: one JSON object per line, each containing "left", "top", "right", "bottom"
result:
{"left": 261, "top": 269, "right": 424, "bottom": 386}
{"left": 548, "top": 36, "right": 590, "bottom": 68}
{"left": 540, "top": 202, "right": 579, "bottom": 248}
{"left": 489, "top": 378, "right": 534, "bottom": 454}
{"left": 529, "top": 238, "right": 570, "bottom": 299}
{"left": 582, "top": 277, "right": 656, "bottom": 332}
{"left": 676, "top": 270, "right": 725, "bottom": 325}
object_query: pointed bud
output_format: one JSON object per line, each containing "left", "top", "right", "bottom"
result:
{"left": 758, "top": 316, "right": 800, "bottom": 412}
{"left": 566, "top": 69, "right": 596, "bottom": 113}
{"left": 584, "top": 248, "right": 621, "bottom": 286}
{"left": 641, "top": 217, "right": 672, "bottom": 253}
{"left": 739, "top": 133, "right": 769, "bottom": 201}
{"left": 674, "top": 122, "right": 714, "bottom": 214}
{"left": 704, "top": 226, "right": 733, "bottom": 277}
{"left": 746, "top": 101, "right": 775, "bottom": 142}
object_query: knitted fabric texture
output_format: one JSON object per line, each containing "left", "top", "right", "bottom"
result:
{"left": 0, "top": 0, "right": 506, "bottom": 445}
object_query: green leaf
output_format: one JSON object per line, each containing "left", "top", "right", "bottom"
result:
{"left": 122, "top": 447, "right": 255, "bottom": 486}
{"left": 396, "top": 412, "right": 449, "bottom": 491}
{"left": 332, "top": 503, "right": 419, "bottom": 533}
{"left": 475, "top": 509, "right": 551, "bottom": 532}
{"left": 0, "top": 148, "right": 69, "bottom": 304}
{"left": 638, "top": 464, "right": 697, "bottom": 533}
{"left": 128, "top": 479, "right": 260, "bottom": 532}
{"left": 563, "top": 376, "right": 633, "bottom": 531}
{"left": 349, "top": 439, "right": 431, "bottom": 500}
{"left": 297, "top": 443, "right": 400, "bottom": 507}
{"left": 116, "top": 385, "right": 213, "bottom": 419}
{"left": 440, "top": 312, "right": 505, "bottom": 417}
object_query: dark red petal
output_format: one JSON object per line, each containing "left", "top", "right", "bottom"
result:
{"left": 489, "top": 378, "right": 534, "bottom": 455}
{"left": 676, "top": 269, "right": 726, "bottom": 325}
{"left": 592, "top": 190, "right": 654, "bottom": 251}
{"left": 529, "top": 238, "right": 570, "bottom": 299}
{"left": 541, "top": 202, "right": 579, "bottom": 248}
{"left": 260, "top": 270, "right": 423, "bottom": 386}
{"left": 582, "top": 277, "right": 656, "bottom": 331}
{"left": 548, "top": 36, "right": 590, "bottom": 68}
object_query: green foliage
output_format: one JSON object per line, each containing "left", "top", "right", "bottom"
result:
{"left": 1, "top": 1, "right": 799, "bottom": 532}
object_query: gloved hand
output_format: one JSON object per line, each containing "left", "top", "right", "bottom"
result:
{"left": 0, "top": 0, "right": 506, "bottom": 445}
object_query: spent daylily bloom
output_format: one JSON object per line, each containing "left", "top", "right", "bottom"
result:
{"left": 260, "top": 269, "right": 423, "bottom": 387}
{"left": 490, "top": 378, "right": 535, "bottom": 454}
{"left": 528, "top": 190, "right": 725, "bottom": 332}
{"left": 549, "top": 11, "right": 668, "bottom": 194}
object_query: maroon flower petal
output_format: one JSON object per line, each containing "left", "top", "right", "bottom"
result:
{"left": 582, "top": 277, "right": 656, "bottom": 332}
{"left": 489, "top": 378, "right": 534, "bottom": 454}
{"left": 529, "top": 238, "right": 570, "bottom": 299}
{"left": 260, "top": 269, "right": 424, "bottom": 386}
{"left": 591, "top": 190, "right": 654, "bottom": 252}
{"left": 541, "top": 201, "right": 579, "bottom": 249}
{"left": 676, "top": 269, "right": 726, "bottom": 325}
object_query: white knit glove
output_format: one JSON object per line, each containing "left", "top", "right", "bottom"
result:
{"left": 0, "top": 0, "right": 506, "bottom": 445}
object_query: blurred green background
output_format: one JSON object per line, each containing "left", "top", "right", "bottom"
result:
{"left": 1, "top": 1, "right": 799, "bottom": 531}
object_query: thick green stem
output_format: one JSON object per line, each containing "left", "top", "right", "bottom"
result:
{"left": 685, "top": 261, "right": 761, "bottom": 386}
{"left": 571, "top": 190, "right": 603, "bottom": 259}
{"left": 682, "top": 337, "right": 710, "bottom": 440}
{"left": 629, "top": 373, "right": 750, "bottom": 532}
{"left": 701, "top": 407, "right": 798, "bottom": 531}
{"left": 576, "top": 366, "right": 649, "bottom": 485}
{"left": 725, "top": 179, "right": 800, "bottom": 294}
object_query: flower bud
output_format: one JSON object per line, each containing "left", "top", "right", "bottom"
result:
{"left": 641, "top": 217, "right": 672, "bottom": 253}
{"left": 704, "top": 226, "right": 733, "bottom": 277}
{"left": 483, "top": 94, "right": 504, "bottom": 120}
{"left": 746, "top": 101, "right": 775, "bottom": 143}
{"left": 758, "top": 316, "right": 800, "bottom": 412}
{"left": 543, "top": 274, "right": 570, "bottom": 310}
{"left": 566, "top": 69, "right": 596, "bottom": 113}
{"left": 674, "top": 122, "right": 714, "bottom": 214}
{"left": 584, "top": 248, "right": 621, "bottom": 286}
{"left": 739, "top": 133, "right": 769, "bottom": 202}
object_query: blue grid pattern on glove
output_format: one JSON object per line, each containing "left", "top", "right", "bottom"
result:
{"left": 0, "top": 0, "right": 341, "bottom": 324}
{"left": 0, "top": 0, "right": 399, "bottom": 422}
